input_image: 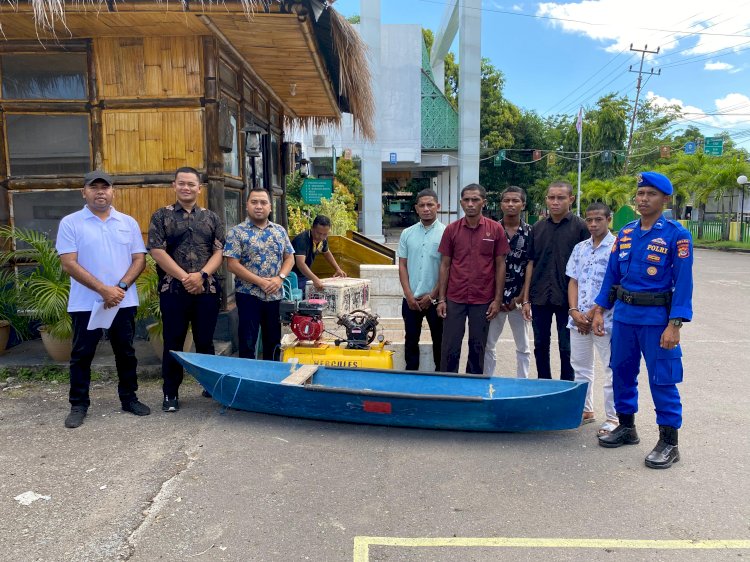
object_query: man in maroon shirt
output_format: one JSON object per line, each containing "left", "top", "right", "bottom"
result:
{"left": 436, "top": 184, "right": 510, "bottom": 373}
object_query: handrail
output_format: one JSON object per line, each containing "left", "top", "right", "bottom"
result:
{"left": 346, "top": 231, "right": 396, "bottom": 264}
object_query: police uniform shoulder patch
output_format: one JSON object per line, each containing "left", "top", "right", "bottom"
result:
{"left": 677, "top": 243, "right": 690, "bottom": 259}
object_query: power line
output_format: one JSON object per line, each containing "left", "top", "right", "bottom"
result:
{"left": 418, "top": 0, "right": 750, "bottom": 37}
{"left": 623, "top": 45, "right": 661, "bottom": 174}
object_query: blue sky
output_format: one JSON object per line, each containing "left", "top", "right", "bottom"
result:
{"left": 331, "top": 0, "right": 750, "bottom": 149}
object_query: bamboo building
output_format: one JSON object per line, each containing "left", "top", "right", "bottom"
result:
{"left": 0, "top": 0, "right": 373, "bottom": 252}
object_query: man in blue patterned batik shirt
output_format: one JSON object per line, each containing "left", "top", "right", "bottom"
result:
{"left": 566, "top": 202, "right": 617, "bottom": 435}
{"left": 592, "top": 171, "right": 693, "bottom": 469}
{"left": 224, "top": 187, "right": 294, "bottom": 360}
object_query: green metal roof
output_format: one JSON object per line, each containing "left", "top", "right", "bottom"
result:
{"left": 421, "top": 39, "right": 458, "bottom": 151}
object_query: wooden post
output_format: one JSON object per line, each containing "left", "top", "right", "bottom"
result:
{"left": 203, "top": 36, "right": 229, "bottom": 307}
{"left": 87, "top": 39, "right": 104, "bottom": 171}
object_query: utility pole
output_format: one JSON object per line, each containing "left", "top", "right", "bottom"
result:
{"left": 622, "top": 44, "right": 660, "bottom": 175}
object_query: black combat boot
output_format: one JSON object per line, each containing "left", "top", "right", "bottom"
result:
{"left": 645, "top": 426, "right": 680, "bottom": 469}
{"left": 598, "top": 413, "right": 640, "bottom": 448}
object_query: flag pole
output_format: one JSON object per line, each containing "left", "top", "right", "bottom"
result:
{"left": 576, "top": 106, "right": 583, "bottom": 216}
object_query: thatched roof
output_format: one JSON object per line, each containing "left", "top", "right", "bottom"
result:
{"left": 5, "top": 0, "right": 374, "bottom": 140}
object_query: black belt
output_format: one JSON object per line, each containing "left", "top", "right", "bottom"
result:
{"left": 616, "top": 287, "right": 671, "bottom": 307}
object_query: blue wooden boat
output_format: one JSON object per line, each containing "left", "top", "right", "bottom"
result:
{"left": 172, "top": 352, "right": 588, "bottom": 432}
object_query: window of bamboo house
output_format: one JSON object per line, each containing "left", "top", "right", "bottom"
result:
{"left": 1, "top": 53, "right": 87, "bottom": 100}
{"left": 6, "top": 114, "right": 91, "bottom": 175}
{"left": 220, "top": 99, "right": 240, "bottom": 177}
{"left": 9, "top": 190, "right": 84, "bottom": 241}
{"left": 224, "top": 188, "right": 241, "bottom": 231}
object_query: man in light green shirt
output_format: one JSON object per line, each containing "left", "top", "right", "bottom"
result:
{"left": 397, "top": 189, "right": 445, "bottom": 371}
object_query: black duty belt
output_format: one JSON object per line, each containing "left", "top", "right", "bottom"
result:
{"left": 616, "top": 287, "right": 672, "bottom": 307}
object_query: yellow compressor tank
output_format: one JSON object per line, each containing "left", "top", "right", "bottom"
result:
{"left": 282, "top": 341, "right": 394, "bottom": 369}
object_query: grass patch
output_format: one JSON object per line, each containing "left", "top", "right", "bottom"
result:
{"left": 6, "top": 365, "right": 70, "bottom": 382}
{"left": 695, "top": 239, "right": 750, "bottom": 250}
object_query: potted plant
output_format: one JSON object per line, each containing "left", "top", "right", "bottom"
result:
{"left": 136, "top": 255, "right": 193, "bottom": 360}
{"left": 0, "top": 267, "right": 32, "bottom": 354}
{"left": 0, "top": 226, "right": 72, "bottom": 361}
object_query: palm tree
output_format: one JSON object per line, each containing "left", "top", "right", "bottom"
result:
{"left": 0, "top": 226, "right": 71, "bottom": 339}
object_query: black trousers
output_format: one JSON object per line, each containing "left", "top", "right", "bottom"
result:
{"left": 160, "top": 289, "right": 220, "bottom": 398}
{"left": 401, "top": 298, "right": 443, "bottom": 371}
{"left": 236, "top": 293, "right": 282, "bottom": 360}
{"left": 440, "top": 300, "right": 490, "bottom": 374}
{"left": 69, "top": 306, "right": 138, "bottom": 408}
{"left": 531, "top": 303, "right": 574, "bottom": 380}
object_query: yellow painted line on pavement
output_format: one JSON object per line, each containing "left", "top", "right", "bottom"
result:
{"left": 353, "top": 537, "right": 750, "bottom": 562}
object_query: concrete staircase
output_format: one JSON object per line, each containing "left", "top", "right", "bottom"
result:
{"left": 361, "top": 264, "right": 438, "bottom": 372}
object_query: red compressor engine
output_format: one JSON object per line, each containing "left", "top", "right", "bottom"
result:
{"left": 279, "top": 299, "right": 327, "bottom": 342}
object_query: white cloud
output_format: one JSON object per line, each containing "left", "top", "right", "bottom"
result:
{"left": 704, "top": 61, "right": 734, "bottom": 71}
{"left": 536, "top": 1, "right": 750, "bottom": 58}
{"left": 512, "top": 4, "right": 524, "bottom": 11}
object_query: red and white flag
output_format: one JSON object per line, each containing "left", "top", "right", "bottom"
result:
{"left": 576, "top": 107, "right": 583, "bottom": 134}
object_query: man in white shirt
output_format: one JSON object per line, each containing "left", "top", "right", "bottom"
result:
{"left": 56, "top": 171, "right": 149, "bottom": 428}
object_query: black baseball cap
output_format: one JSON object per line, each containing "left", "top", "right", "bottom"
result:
{"left": 84, "top": 171, "right": 114, "bottom": 187}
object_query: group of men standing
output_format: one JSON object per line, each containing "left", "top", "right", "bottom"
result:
{"left": 398, "top": 173, "right": 692, "bottom": 469}
{"left": 55, "top": 166, "right": 692, "bottom": 470}
{"left": 57, "top": 167, "right": 346, "bottom": 427}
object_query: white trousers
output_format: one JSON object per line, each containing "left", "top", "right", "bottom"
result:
{"left": 569, "top": 328, "right": 616, "bottom": 420}
{"left": 483, "top": 308, "right": 531, "bottom": 377}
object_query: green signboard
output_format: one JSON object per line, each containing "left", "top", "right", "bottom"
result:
{"left": 301, "top": 178, "right": 333, "bottom": 204}
{"left": 704, "top": 136, "right": 724, "bottom": 156}
{"left": 493, "top": 150, "right": 506, "bottom": 167}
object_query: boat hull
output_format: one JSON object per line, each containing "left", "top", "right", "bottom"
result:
{"left": 172, "top": 352, "right": 587, "bottom": 432}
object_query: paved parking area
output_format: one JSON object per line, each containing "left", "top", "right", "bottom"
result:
{"left": 1, "top": 249, "right": 749, "bottom": 561}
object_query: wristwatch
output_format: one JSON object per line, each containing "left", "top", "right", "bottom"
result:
{"left": 670, "top": 318, "right": 683, "bottom": 327}
{"left": 117, "top": 281, "right": 128, "bottom": 290}
{"left": 279, "top": 272, "right": 287, "bottom": 280}
{"left": 200, "top": 270, "right": 209, "bottom": 280}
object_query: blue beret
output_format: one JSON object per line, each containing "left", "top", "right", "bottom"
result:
{"left": 637, "top": 171, "right": 673, "bottom": 195}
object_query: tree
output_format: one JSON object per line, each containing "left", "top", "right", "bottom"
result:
{"left": 588, "top": 94, "right": 629, "bottom": 179}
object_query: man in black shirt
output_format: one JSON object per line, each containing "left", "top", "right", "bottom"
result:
{"left": 147, "top": 167, "right": 225, "bottom": 412}
{"left": 291, "top": 215, "right": 346, "bottom": 292}
{"left": 521, "top": 181, "right": 589, "bottom": 380}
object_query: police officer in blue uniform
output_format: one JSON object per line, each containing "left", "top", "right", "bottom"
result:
{"left": 591, "top": 171, "right": 693, "bottom": 469}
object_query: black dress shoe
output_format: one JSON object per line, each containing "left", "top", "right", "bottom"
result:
{"left": 122, "top": 400, "right": 151, "bottom": 416}
{"left": 65, "top": 406, "right": 87, "bottom": 429}
{"left": 645, "top": 426, "right": 680, "bottom": 469}
{"left": 598, "top": 424, "right": 640, "bottom": 448}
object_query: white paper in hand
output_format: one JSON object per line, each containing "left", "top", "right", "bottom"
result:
{"left": 87, "top": 300, "right": 120, "bottom": 330}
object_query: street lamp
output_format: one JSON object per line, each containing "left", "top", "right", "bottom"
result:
{"left": 738, "top": 175, "right": 748, "bottom": 242}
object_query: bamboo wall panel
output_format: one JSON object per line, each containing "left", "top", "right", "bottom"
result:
{"left": 116, "top": 185, "right": 208, "bottom": 240}
{"left": 95, "top": 37, "right": 203, "bottom": 98}
{"left": 102, "top": 109, "right": 204, "bottom": 174}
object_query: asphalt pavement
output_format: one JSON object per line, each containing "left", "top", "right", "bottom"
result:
{"left": 1, "top": 248, "right": 749, "bottom": 561}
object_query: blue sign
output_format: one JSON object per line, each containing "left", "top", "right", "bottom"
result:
{"left": 684, "top": 141, "right": 697, "bottom": 155}
{"left": 389, "top": 152, "right": 397, "bottom": 165}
